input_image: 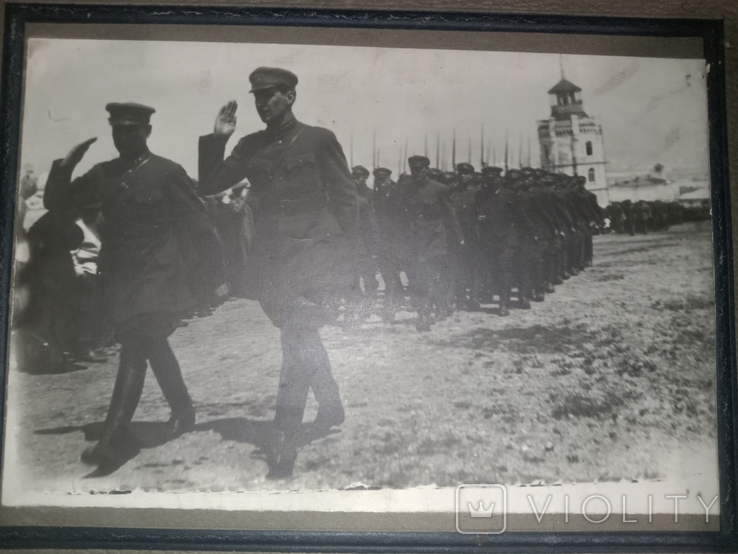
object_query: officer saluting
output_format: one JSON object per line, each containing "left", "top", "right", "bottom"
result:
{"left": 44, "top": 103, "right": 221, "bottom": 470}
{"left": 198, "top": 68, "right": 359, "bottom": 479}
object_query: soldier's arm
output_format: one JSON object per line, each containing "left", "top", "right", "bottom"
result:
{"left": 511, "top": 194, "right": 536, "bottom": 239}
{"left": 533, "top": 195, "right": 559, "bottom": 236}
{"left": 440, "top": 187, "right": 464, "bottom": 245}
{"left": 319, "top": 130, "right": 359, "bottom": 239}
{"left": 43, "top": 160, "right": 97, "bottom": 215}
{"left": 167, "top": 165, "right": 226, "bottom": 291}
{"left": 198, "top": 134, "right": 253, "bottom": 196}
{"left": 363, "top": 201, "right": 381, "bottom": 255}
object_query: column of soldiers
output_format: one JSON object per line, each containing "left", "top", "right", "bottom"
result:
{"left": 604, "top": 200, "right": 695, "bottom": 235}
{"left": 347, "top": 161, "right": 606, "bottom": 327}
{"left": 19, "top": 64, "right": 614, "bottom": 480}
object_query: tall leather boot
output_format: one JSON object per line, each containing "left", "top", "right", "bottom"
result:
{"left": 267, "top": 325, "right": 312, "bottom": 479}
{"left": 307, "top": 329, "right": 344, "bottom": 434}
{"left": 146, "top": 336, "right": 195, "bottom": 438}
{"left": 81, "top": 341, "right": 147, "bottom": 466}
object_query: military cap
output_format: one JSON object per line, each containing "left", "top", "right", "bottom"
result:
{"left": 481, "top": 166, "right": 503, "bottom": 177}
{"left": 249, "top": 67, "right": 298, "bottom": 92}
{"left": 373, "top": 167, "right": 392, "bottom": 177}
{"left": 521, "top": 167, "right": 536, "bottom": 175}
{"left": 408, "top": 155, "right": 430, "bottom": 167}
{"left": 106, "top": 103, "right": 155, "bottom": 126}
{"left": 456, "top": 162, "right": 475, "bottom": 175}
{"left": 506, "top": 169, "right": 523, "bottom": 180}
{"left": 351, "top": 165, "right": 370, "bottom": 178}
{"left": 439, "top": 171, "right": 457, "bottom": 185}
{"left": 428, "top": 168, "right": 443, "bottom": 180}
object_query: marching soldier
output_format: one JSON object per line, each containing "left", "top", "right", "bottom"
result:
{"left": 346, "top": 165, "right": 381, "bottom": 324}
{"left": 198, "top": 67, "right": 359, "bottom": 479}
{"left": 353, "top": 165, "right": 374, "bottom": 201}
{"left": 505, "top": 169, "right": 534, "bottom": 309}
{"left": 44, "top": 103, "right": 222, "bottom": 470}
{"left": 518, "top": 168, "right": 559, "bottom": 301}
{"left": 398, "top": 155, "right": 464, "bottom": 331}
{"left": 450, "top": 162, "right": 481, "bottom": 310}
{"left": 476, "top": 166, "right": 534, "bottom": 316}
{"left": 372, "top": 167, "right": 405, "bottom": 322}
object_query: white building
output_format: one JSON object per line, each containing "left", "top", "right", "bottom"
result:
{"left": 607, "top": 176, "right": 680, "bottom": 203}
{"left": 537, "top": 77, "right": 609, "bottom": 206}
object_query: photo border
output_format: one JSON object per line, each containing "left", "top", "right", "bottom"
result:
{"left": 0, "top": 3, "right": 735, "bottom": 552}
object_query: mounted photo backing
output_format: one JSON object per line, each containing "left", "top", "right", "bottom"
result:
{"left": 0, "top": 7, "right": 733, "bottom": 551}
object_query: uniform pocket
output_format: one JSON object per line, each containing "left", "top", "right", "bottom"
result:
{"left": 284, "top": 152, "right": 318, "bottom": 191}
{"left": 133, "top": 186, "right": 163, "bottom": 204}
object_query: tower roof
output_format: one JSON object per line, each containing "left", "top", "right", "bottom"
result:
{"left": 548, "top": 78, "right": 582, "bottom": 94}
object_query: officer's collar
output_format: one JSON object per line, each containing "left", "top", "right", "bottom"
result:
{"left": 265, "top": 114, "right": 298, "bottom": 138}
{"left": 120, "top": 149, "right": 152, "bottom": 167}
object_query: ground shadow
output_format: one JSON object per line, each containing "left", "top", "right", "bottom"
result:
{"left": 199, "top": 417, "right": 339, "bottom": 450}
{"left": 35, "top": 416, "right": 338, "bottom": 478}
{"left": 433, "top": 322, "right": 610, "bottom": 355}
{"left": 17, "top": 357, "right": 92, "bottom": 375}
{"left": 35, "top": 420, "right": 185, "bottom": 478}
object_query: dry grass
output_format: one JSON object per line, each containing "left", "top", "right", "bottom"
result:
{"left": 8, "top": 222, "right": 718, "bottom": 492}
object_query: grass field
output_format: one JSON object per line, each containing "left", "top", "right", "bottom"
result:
{"left": 5, "top": 221, "right": 718, "bottom": 494}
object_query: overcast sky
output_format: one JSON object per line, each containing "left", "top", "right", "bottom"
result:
{"left": 20, "top": 38, "right": 709, "bottom": 179}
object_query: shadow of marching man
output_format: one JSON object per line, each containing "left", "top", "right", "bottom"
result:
{"left": 43, "top": 103, "right": 224, "bottom": 475}
{"left": 198, "top": 67, "right": 359, "bottom": 479}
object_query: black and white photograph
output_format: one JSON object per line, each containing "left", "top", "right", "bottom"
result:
{"left": 1, "top": 28, "right": 721, "bottom": 528}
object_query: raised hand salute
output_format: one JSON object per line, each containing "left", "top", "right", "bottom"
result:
{"left": 61, "top": 137, "right": 97, "bottom": 168}
{"left": 214, "top": 100, "right": 238, "bottom": 137}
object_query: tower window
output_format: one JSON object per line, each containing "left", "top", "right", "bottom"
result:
{"left": 588, "top": 168, "right": 595, "bottom": 182}
{"left": 586, "top": 141, "right": 593, "bottom": 156}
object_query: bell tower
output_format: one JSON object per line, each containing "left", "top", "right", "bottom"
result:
{"left": 537, "top": 64, "right": 609, "bottom": 205}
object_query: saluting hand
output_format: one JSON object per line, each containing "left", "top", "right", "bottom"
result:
{"left": 61, "top": 137, "right": 97, "bottom": 168}
{"left": 214, "top": 100, "right": 238, "bottom": 137}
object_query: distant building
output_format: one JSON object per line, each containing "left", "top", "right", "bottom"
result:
{"left": 608, "top": 164, "right": 708, "bottom": 205}
{"left": 608, "top": 173, "right": 680, "bottom": 203}
{"left": 537, "top": 77, "right": 609, "bottom": 206}
{"left": 678, "top": 186, "right": 711, "bottom": 208}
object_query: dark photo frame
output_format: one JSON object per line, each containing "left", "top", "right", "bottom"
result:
{"left": 0, "top": 3, "right": 735, "bottom": 552}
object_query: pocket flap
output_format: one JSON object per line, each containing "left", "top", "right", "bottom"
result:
{"left": 133, "top": 186, "right": 163, "bottom": 204}
{"left": 285, "top": 152, "right": 316, "bottom": 170}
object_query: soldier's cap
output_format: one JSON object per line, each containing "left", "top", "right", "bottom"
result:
{"left": 456, "top": 162, "right": 475, "bottom": 174}
{"left": 351, "top": 165, "right": 370, "bottom": 178}
{"left": 407, "top": 155, "right": 430, "bottom": 167}
{"left": 249, "top": 67, "right": 298, "bottom": 92}
{"left": 428, "top": 168, "right": 443, "bottom": 178}
{"left": 106, "top": 103, "right": 155, "bottom": 126}
{"left": 439, "top": 171, "right": 457, "bottom": 185}
{"left": 521, "top": 167, "right": 536, "bottom": 175}
{"left": 506, "top": 169, "right": 523, "bottom": 180}
{"left": 481, "top": 166, "right": 503, "bottom": 177}
{"left": 373, "top": 167, "right": 392, "bottom": 176}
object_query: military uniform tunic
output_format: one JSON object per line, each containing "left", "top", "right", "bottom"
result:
{"left": 44, "top": 153, "right": 219, "bottom": 337}
{"left": 198, "top": 118, "right": 359, "bottom": 327}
